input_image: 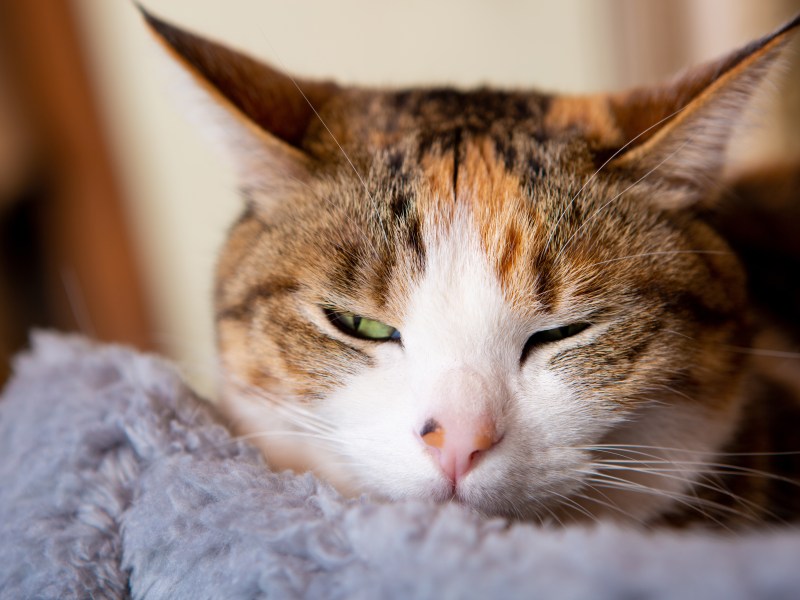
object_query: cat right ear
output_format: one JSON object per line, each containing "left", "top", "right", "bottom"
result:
{"left": 139, "top": 7, "right": 338, "bottom": 195}
{"left": 601, "top": 14, "right": 800, "bottom": 207}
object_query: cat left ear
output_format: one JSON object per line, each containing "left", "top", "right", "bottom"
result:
{"left": 139, "top": 6, "right": 339, "bottom": 194}
{"left": 604, "top": 14, "right": 800, "bottom": 207}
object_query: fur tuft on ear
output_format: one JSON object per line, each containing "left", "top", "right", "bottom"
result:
{"left": 604, "top": 13, "right": 800, "bottom": 206}
{"left": 138, "top": 6, "right": 339, "bottom": 194}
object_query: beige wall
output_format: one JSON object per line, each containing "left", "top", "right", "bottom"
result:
{"left": 71, "top": 0, "right": 800, "bottom": 396}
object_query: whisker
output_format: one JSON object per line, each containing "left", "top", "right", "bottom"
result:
{"left": 543, "top": 103, "right": 692, "bottom": 254}
{"left": 555, "top": 138, "right": 691, "bottom": 261}
{"left": 588, "top": 462, "right": 778, "bottom": 520}
{"left": 597, "top": 466, "right": 780, "bottom": 521}
{"left": 232, "top": 430, "right": 340, "bottom": 444}
{"left": 234, "top": 382, "right": 337, "bottom": 432}
{"left": 537, "top": 502, "right": 564, "bottom": 527}
{"left": 584, "top": 474, "right": 746, "bottom": 529}
{"left": 570, "top": 486, "right": 650, "bottom": 527}
{"left": 255, "top": 406, "right": 335, "bottom": 435}
{"left": 585, "top": 250, "right": 729, "bottom": 269}
{"left": 556, "top": 470, "right": 652, "bottom": 526}
{"left": 572, "top": 445, "right": 780, "bottom": 521}
{"left": 256, "top": 30, "right": 388, "bottom": 246}
{"left": 547, "top": 490, "right": 599, "bottom": 524}
{"left": 662, "top": 328, "right": 695, "bottom": 340}
{"left": 595, "top": 458, "right": 800, "bottom": 488}
{"left": 588, "top": 478, "right": 735, "bottom": 531}
{"left": 722, "top": 346, "right": 800, "bottom": 360}
{"left": 574, "top": 443, "right": 800, "bottom": 459}
{"left": 658, "top": 332, "right": 800, "bottom": 361}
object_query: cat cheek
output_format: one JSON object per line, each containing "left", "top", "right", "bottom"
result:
{"left": 516, "top": 367, "right": 621, "bottom": 447}
{"left": 316, "top": 367, "right": 446, "bottom": 498}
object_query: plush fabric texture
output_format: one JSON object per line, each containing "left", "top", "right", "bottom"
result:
{"left": 1, "top": 333, "right": 800, "bottom": 599}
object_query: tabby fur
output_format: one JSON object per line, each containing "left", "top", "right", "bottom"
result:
{"left": 143, "top": 9, "right": 800, "bottom": 527}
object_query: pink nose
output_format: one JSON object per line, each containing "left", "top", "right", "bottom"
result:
{"left": 419, "top": 416, "right": 500, "bottom": 484}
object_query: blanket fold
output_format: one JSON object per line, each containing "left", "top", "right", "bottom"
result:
{"left": 1, "top": 333, "right": 799, "bottom": 599}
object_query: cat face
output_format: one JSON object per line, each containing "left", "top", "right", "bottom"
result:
{"left": 213, "top": 103, "right": 747, "bottom": 521}
{"left": 143, "top": 10, "right": 799, "bottom": 523}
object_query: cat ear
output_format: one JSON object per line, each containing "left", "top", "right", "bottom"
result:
{"left": 139, "top": 7, "right": 338, "bottom": 193}
{"left": 604, "top": 14, "right": 800, "bottom": 206}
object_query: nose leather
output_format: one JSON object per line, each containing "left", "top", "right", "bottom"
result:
{"left": 420, "top": 416, "right": 498, "bottom": 483}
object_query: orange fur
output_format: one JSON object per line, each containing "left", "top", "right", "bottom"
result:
{"left": 142, "top": 7, "right": 800, "bottom": 526}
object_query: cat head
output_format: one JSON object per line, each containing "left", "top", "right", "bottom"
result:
{"left": 144, "top": 9, "right": 799, "bottom": 523}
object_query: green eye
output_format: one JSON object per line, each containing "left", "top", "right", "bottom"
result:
{"left": 521, "top": 322, "right": 590, "bottom": 363}
{"left": 324, "top": 308, "right": 401, "bottom": 342}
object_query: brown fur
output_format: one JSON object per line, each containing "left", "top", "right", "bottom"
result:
{"left": 142, "top": 7, "right": 800, "bottom": 527}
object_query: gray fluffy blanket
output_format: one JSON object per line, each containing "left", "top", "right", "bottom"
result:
{"left": 2, "top": 334, "right": 800, "bottom": 599}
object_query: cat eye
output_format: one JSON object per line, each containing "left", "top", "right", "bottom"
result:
{"left": 521, "top": 322, "right": 591, "bottom": 362}
{"left": 324, "top": 308, "right": 401, "bottom": 342}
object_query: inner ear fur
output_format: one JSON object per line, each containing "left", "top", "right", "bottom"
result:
{"left": 545, "top": 14, "right": 800, "bottom": 206}
{"left": 139, "top": 6, "right": 339, "bottom": 189}
{"left": 604, "top": 14, "right": 800, "bottom": 200}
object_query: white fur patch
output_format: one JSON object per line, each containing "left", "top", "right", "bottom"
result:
{"left": 225, "top": 202, "right": 741, "bottom": 524}
{"left": 318, "top": 207, "right": 604, "bottom": 508}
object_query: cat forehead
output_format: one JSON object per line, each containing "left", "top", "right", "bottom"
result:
{"left": 298, "top": 134, "right": 640, "bottom": 320}
{"left": 304, "top": 88, "right": 621, "bottom": 166}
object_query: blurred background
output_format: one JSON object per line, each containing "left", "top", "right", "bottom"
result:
{"left": 0, "top": 0, "right": 798, "bottom": 397}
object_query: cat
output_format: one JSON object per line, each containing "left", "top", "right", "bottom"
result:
{"left": 142, "top": 8, "right": 800, "bottom": 528}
